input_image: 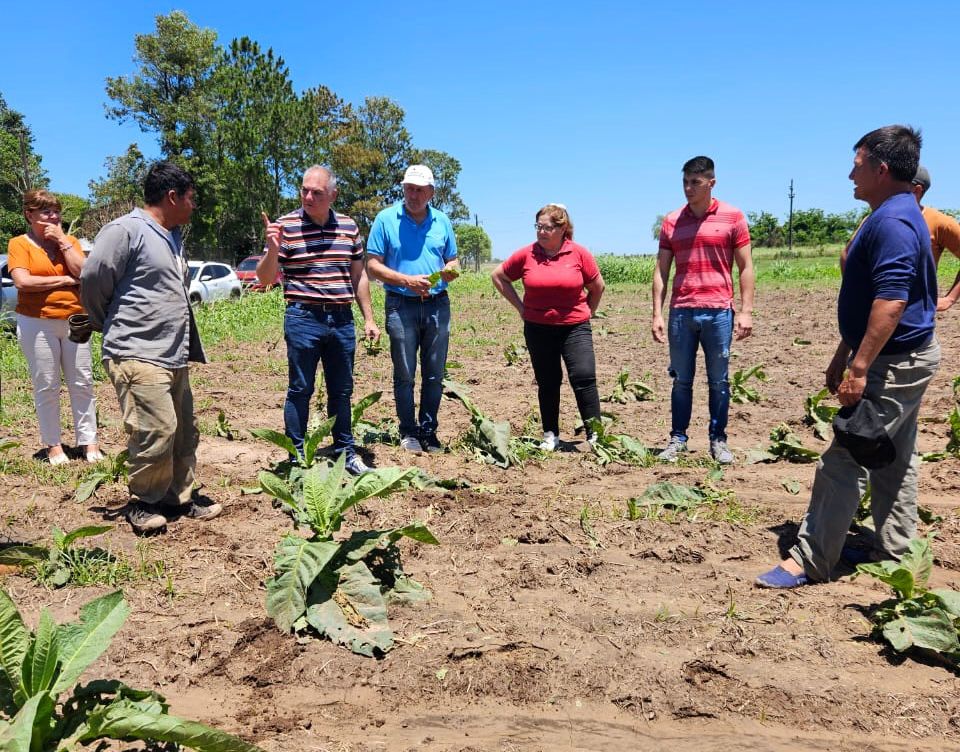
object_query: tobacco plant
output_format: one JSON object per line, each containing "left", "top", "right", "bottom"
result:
{"left": 75, "top": 451, "right": 129, "bottom": 504}
{"left": 586, "top": 417, "right": 654, "bottom": 467}
{"left": 260, "top": 454, "right": 437, "bottom": 657}
{"left": 602, "top": 369, "right": 654, "bottom": 404}
{"left": 0, "top": 525, "right": 126, "bottom": 589}
{"left": 444, "top": 378, "right": 518, "bottom": 467}
{"left": 729, "top": 363, "right": 767, "bottom": 404}
{"left": 0, "top": 589, "right": 263, "bottom": 751}
{"left": 804, "top": 388, "right": 839, "bottom": 441}
{"left": 855, "top": 537, "right": 960, "bottom": 666}
{"left": 921, "top": 375, "right": 960, "bottom": 462}
{"left": 748, "top": 423, "right": 820, "bottom": 464}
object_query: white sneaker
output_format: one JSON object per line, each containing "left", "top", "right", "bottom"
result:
{"left": 400, "top": 435, "right": 424, "bottom": 454}
{"left": 539, "top": 431, "right": 559, "bottom": 451}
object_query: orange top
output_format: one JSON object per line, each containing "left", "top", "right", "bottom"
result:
{"left": 922, "top": 206, "right": 960, "bottom": 266}
{"left": 6, "top": 234, "right": 84, "bottom": 319}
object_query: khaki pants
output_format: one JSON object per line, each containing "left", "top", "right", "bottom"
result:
{"left": 105, "top": 359, "right": 198, "bottom": 506}
{"left": 790, "top": 338, "right": 940, "bottom": 581}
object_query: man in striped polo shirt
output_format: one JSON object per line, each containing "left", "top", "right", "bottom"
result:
{"left": 258, "top": 165, "right": 379, "bottom": 475}
{"left": 651, "top": 156, "right": 755, "bottom": 464}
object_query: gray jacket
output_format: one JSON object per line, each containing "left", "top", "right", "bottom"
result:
{"left": 81, "top": 208, "right": 206, "bottom": 367}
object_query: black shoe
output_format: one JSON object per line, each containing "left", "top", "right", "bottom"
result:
{"left": 420, "top": 432, "right": 443, "bottom": 453}
{"left": 126, "top": 503, "right": 168, "bottom": 533}
{"left": 163, "top": 497, "right": 223, "bottom": 521}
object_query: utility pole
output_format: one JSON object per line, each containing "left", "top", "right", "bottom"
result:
{"left": 474, "top": 213, "right": 480, "bottom": 273}
{"left": 788, "top": 179, "right": 795, "bottom": 251}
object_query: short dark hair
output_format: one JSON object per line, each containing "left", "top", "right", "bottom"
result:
{"left": 682, "top": 156, "right": 715, "bottom": 177}
{"left": 143, "top": 161, "right": 194, "bottom": 206}
{"left": 854, "top": 125, "right": 922, "bottom": 182}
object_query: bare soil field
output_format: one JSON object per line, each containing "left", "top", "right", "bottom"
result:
{"left": 2, "top": 281, "right": 960, "bottom": 752}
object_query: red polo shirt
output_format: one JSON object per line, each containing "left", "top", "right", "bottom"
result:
{"left": 659, "top": 198, "right": 750, "bottom": 309}
{"left": 501, "top": 240, "right": 600, "bottom": 325}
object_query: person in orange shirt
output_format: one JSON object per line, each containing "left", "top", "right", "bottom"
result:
{"left": 911, "top": 166, "right": 960, "bottom": 311}
{"left": 7, "top": 190, "right": 101, "bottom": 464}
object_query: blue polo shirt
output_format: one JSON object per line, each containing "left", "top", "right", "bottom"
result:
{"left": 838, "top": 192, "right": 936, "bottom": 355}
{"left": 366, "top": 202, "right": 458, "bottom": 296}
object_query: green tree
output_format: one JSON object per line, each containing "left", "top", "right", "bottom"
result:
{"left": 747, "top": 211, "right": 783, "bottom": 247}
{"left": 104, "top": 11, "right": 219, "bottom": 160}
{"left": 454, "top": 224, "right": 492, "bottom": 269}
{"left": 85, "top": 144, "right": 149, "bottom": 239}
{"left": 651, "top": 214, "right": 665, "bottom": 241}
{"left": 0, "top": 93, "right": 47, "bottom": 247}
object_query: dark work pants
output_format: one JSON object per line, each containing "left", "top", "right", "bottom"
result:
{"left": 523, "top": 320, "right": 601, "bottom": 435}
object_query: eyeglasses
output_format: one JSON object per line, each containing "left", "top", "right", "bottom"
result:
{"left": 535, "top": 223, "right": 560, "bottom": 233}
{"left": 31, "top": 208, "right": 60, "bottom": 217}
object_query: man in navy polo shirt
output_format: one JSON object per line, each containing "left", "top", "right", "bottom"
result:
{"left": 757, "top": 125, "right": 940, "bottom": 588}
{"left": 366, "top": 165, "right": 459, "bottom": 454}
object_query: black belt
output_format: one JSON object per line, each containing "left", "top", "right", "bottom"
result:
{"left": 287, "top": 300, "right": 352, "bottom": 312}
{"left": 388, "top": 290, "right": 448, "bottom": 300}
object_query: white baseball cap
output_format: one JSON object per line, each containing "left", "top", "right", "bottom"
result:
{"left": 402, "top": 165, "right": 435, "bottom": 187}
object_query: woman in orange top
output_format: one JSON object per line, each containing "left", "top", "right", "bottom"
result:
{"left": 8, "top": 190, "right": 101, "bottom": 464}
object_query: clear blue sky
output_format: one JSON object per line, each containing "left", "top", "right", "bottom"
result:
{"left": 3, "top": 1, "right": 959, "bottom": 257}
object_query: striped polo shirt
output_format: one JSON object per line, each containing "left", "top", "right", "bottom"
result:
{"left": 276, "top": 207, "right": 363, "bottom": 304}
{"left": 659, "top": 198, "right": 751, "bottom": 309}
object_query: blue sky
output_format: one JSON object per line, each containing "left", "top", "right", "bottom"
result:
{"left": 3, "top": 1, "right": 959, "bottom": 257}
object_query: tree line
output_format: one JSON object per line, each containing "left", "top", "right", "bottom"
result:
{"left": 651, "top": 205, "right": 960, "bottom": 249}
{"left": 0, "top": 11, "right": 492, "bottom": 267}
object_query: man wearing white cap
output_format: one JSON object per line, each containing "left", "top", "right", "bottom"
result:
{"left": 366, "top": 165, "right": 459, "bottom": 453}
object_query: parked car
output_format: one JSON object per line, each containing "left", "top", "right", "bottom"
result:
{"left": 1, "top": 254, "right": 16, "bottom": 328}
{"left": 187, "top": 261, "right": 242, "bottom": 304}
{"left": 236, "top": 254, "right": 282, "bottom": 290}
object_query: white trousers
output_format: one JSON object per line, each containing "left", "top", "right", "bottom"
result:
{"left": 16, "top": 314, "right": 98, "bottom": 447}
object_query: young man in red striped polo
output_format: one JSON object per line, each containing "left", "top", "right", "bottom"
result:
{"left": 651, "top": 156, "right": 755, "bottom": 464}
{"left": 258, "top": 165, "right": 380, "bottom": 475}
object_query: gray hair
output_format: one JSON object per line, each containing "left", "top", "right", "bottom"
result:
{"left": 302, "top": 165, "right": 338, "bottom": 190}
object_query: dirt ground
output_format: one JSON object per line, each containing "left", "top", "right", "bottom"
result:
{"left": 2, "top": 282, "right": 960, "bottom": 752}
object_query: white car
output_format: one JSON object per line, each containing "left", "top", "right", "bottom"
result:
{"left": 187, "top": 261, "right": 242, "bottom": 304}
{"left": 1, "top": 254, "right": 16, "bottom": 328}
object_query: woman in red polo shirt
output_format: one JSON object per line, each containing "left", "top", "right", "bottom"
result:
{"left": 491, "top": 203, "right": 605, "bottom": 450}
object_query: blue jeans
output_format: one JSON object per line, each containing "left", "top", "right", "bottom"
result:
{"left": 283, "top": 303, "right": 356, "bottom": 455}
{"left": 667, "top": 307, "right": 733, "bottom": 442}
{"left": 385, "top": 292, "right": 451, "bottom": 438}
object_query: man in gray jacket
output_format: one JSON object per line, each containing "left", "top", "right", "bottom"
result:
{"left": 82, "top": 162, "right": 221, "bottom": 533}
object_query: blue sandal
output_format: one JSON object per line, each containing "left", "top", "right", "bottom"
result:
{"left": 755, "top": 565, "right": 809, "bottom": 589}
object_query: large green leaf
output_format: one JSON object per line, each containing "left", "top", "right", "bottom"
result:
{"left": 0, "top": 547, "right": 47, "bottom": 567}
{"left": 80, "top": 699, "right": 265, "bottom": 751}
{"left": 882, "top": 609, "right": 960, "bottom": 654}
{"left": 442, "top": 378, "right": 480, "bottom": 418}
{"left": 75, "top": 471, "right": 112, "bottom": 503}
{"left": 265, "top": 537, "right": 340, "bottom": 632}
{"left": 0, "top": 692, "right": 43, "bottom": 752}
{"left": 249, "top": 428, "right": 297, "bottom": 458}
{"left": 302, "top": 458, "right": 343, "bottom": 535}
{"left": 60, "top": 525, "right": 114, "bottom": 549}
{"left": 256, "top": 470, "right": 295, "bottom": 508}
{"left": 930, "top": 589, "right": 960, "bottom": 618}
{"left": 339, "top": 467, "right": 420, "bottom": 514}
{"left": 302, "top": 415, "right": 336, "bottom": 467}
{"left": 351, "top": 391, "right": 382, "bottom": 427}
{"left": 476, "top": 416, "right": 512, "bottom": 467}
{"left": 633, "top": 481, "right": 706, "bottom": 511}
{"left": 804, "top": 388, "right": 839, "bottom": 441}
{"left": 305, "top": 561, "right": 394, "bottom": 657}
{"left": 53, "top": 591, "right": 129, "bottom": 695}
{"left": 0, "top": 589, "right": 30, "bottom": 703}
{"left": 340, "top": 524, "right": 439, "bottom": 564}
{"left": 856, "top": 560, "right": 916, "bottom": 600}
{"left": 20, "top": 611, "right": 58, "bottom": 697}
{"left": 898, "top": 537, "right": 934, "bottom": 592}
